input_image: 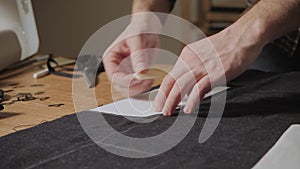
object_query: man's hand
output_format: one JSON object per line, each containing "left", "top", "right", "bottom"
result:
{"left": 103, "top": 13, "right": 161, "bottom": 96}
{"left": 154, "top": 0, "right": 300, "bottom": 116}
{"left": 153, "top": 27, "right": 266, "bottom": 116}
{"left": 103, "top": 0, "right": 172, "bottom": 97}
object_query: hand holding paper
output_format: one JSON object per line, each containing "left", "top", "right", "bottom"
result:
{"left": 91, "top": 86, "right": 229, "bottom": 117}
{"left": 103, "top": 13, "right": 162, "bottom": 97}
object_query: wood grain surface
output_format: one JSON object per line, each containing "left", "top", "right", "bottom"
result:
{"left": 0, "top": 62, "right": 170, "bottom": 137}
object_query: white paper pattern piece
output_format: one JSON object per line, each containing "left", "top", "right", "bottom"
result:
{"left": 90, "top": 86, "right": 229, "bottom": 117}
{"left": 253, "top": 125, "right": 300, "bottom": 169}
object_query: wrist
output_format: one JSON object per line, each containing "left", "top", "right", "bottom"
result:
{"left": 130, "top": 12, "right": 165, "bottom": 28}
{"left": 127, "top": 12, "right": 163, "bottom": 34}
{"left": 132, "top": 0, "right": 171, "bottom": 13}
{"left": 223, "top": 15, "right": 269, "bottom": 49}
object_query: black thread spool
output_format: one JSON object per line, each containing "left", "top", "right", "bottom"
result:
{"left": 0, "top": 89, "right": 4, "bottom": 111}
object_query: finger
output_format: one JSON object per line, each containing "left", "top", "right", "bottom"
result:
{"left": 108, "top": 52, "right": 144, "bottom": 88}
{"left": 163, "top": 95, "right": 181, "bottom": 117}
{"left": 161, "top": 71, "right": 198, "bottom": 116}
{"left": 126, "top": 36, "right": 149, "bottom": 73}
{"left": 183, "top": 76, "right": 211, "bottom": 114}
{"left": 153, "top": 45, "right": 203, "bottom": 112}
{"left": 103, "top": 51, "right": 124, "bottom": 81}
{"left": 154, "top": 62, "right": 207, "bottom": 113}
{"left": 103, "top": 42, "right": 130, "bottom": 81}
{"left": 161, "top": 66, "right": 208, "bottom": 116}
{"left": 153, "top": 74, "right": 175, "bottom": 112}
{"left": 153, "top": 58, "right": 190, "bottom": 112}
{"left": 161, "top": 83, "right": 181, "bottom": 116}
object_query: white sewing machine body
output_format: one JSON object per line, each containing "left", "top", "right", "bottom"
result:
{"left": 0, "top": 0, "right": 39, "bottom": 71}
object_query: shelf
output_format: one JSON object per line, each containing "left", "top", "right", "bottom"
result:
{"left": 212, "top": 0, "right": 246, "bottom": 8}
{"left": 206, "top": 12, "right": 241, "bottom": 22}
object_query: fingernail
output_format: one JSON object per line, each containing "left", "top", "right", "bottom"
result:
{"left": 183, "top": 107, "right": 192, "bottom": 114}
{"left": 162, "top": 107, "right": 171, "bottom": 116}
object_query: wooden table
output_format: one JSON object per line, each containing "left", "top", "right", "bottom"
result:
{"left": 0, "top": 61, "right": 170, "bottom": 137}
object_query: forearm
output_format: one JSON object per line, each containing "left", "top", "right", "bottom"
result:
{"left": 227, "top": 0, "right": 300, "bottom": 46}
{"left": 132, "top": 0, "right": 172, "bottom": 13}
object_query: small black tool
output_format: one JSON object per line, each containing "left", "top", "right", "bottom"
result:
{"left": 17, "top": 93, "right": 36, "bottom": 102}
{"left": 48, "top": 103, "right": 64, "bottom": 107}
{"left": 39, "top": 97, "right": 50, "bottom": 101}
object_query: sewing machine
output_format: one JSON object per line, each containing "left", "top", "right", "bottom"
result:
{"left": 0, "top": 0, "right": 39, "bottom": 71}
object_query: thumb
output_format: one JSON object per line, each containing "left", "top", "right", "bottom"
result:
{"left": 127, "top": 36, "right": 149, "bottom": 73}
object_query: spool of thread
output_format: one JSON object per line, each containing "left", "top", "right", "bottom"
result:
{"left": 0, "top": 89, "right": 4, "bottom": 102}
{"left": 0, "top": 89, "right": 4, "bottom": 111}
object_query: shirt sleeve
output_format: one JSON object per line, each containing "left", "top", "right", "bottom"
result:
{"left": 247, "top": 0, "right": 300, "bottom": 57}
{"left": 169, "top": 0, "right": 176, "bottom": 12}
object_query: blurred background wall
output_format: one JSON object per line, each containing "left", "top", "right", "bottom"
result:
{"left": 32, "top": 0, "right": 183, "bottom": 58}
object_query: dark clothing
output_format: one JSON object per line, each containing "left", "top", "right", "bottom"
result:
{"left": 247, "top": 0, "right": 300, "bottom": 57}
{"left": 169, "top": 0, "right": 176, "bottom": 11}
